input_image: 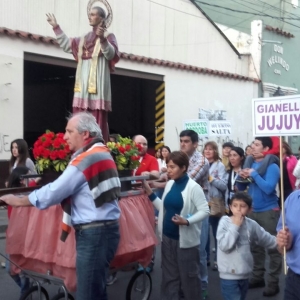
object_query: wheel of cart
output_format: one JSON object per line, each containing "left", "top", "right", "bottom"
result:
{"left": 125, "top": 268, "right": 152, "bottom": 300}
{"left": 17, "top": 269, "right": 74, "bottom": 300}
{"left": 20, "top": 286, "right": 74, "bottom": 300}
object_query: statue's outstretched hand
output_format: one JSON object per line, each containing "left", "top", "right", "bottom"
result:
{"left": 46, "top": 13, "right": 58, "bottom": 27}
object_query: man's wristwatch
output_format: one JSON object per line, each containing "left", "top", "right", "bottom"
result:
{"left": 186, "top": 219, "right": 190, "bottom": 226}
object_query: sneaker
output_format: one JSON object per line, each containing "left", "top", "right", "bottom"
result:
{"left": 1, "top": 262, "right": 5, "bottom": 268}
{"left": 263, "top": 285, "right": 280, "bottom": 297}
{"left": 248, "top": 279, "right": 265, "bottom": 289}
{"left": 106, "top": 273, "right": 117, "bottom": 286}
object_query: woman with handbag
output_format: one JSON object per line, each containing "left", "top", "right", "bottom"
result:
{"left": 203, "top": 141, "right": 228, "bottom": 271}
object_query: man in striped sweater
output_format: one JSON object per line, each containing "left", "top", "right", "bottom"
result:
{"left": 1, "top": 112, "right": 121, "bottom": 300}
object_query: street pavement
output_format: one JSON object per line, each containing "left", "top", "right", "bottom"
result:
{"left": 0, "top": 209, "right": 285, "bottom": 299}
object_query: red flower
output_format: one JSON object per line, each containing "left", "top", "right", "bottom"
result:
{"left": 118, "top": 146, "right": 126, "bottom": 154}
{"left": 50, "top": 150, "right": 59, "bottom": 160}
{"left": 33, "top": 130, "right": 71, "bottom": 172}
{"left": 42, "top": 137, "right": 52, "bottom": 148}
{"left": 53, "top": 138, "right": 63, "bottom": 149}
{"left": 42, "top": 148, "right": 51, "bottom": 158}
{"left": 131, "top": 155, "right": 140, "bottom": 161}
{"left": 56, "top": 133, "right": 64, "bottom": 139}
{"left": 58, "top": 150, "right": 67, "bottom": 160}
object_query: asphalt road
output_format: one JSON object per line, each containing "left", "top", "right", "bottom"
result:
{"left": 0, "top": 209, "right": 286, "bottom": 299}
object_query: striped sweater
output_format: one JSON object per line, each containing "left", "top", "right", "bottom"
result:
{"left": 60, "top": 140, "right": 121, "bottom": 241}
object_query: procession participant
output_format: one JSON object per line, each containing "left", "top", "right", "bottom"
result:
{"left": 9, "top": 139, "right": 36, "bottom": 174}
{"left": 143, "top": 151, "right": 209, "bottom": 300}
{"left": 245, "top": 145, "right": 253, "bottom": 157}
{"left": 0, "top": 112, "right": 121, "bottom": 300}
{"left": 227, "top": 147, "right": 245, "bottom": 208}
{"left": 237, "top": 136, "right": 280, "bottom": 184}
{"left": 277, "top": 191, "right": 300, "bottom": 300}
{"left": 217, "top": 192, "right": 277, "bottom": 300}
{"left": 280, "top": 141, "right": 297, "bottom": 200}
{"left": 132, "top": 134, "right": 160, "bottom": 273}
{"left": 221, "top": 142, "right": 234, "bottom": 171}
{"left": 203, "top": 141, "right": 228, "bottom": 272}
{"left": 150, "top": 146, "right": 171, "bottom": 196}
{"left": 237, "top": 137, "right": 281, "bottom": 297}
{"left": 46, "top": 6, "right": 120, "bottom": 142}
{"left": 179, "top": 129, "right": 210, "bottom": 299}
{"left": 133, "top": 135, "right": 160, "bottom": 179}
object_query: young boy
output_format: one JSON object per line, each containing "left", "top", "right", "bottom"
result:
{"left": 216, "top": 192, "right": 277, "bottom": 300}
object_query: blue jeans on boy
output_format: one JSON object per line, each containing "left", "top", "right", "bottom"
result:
{"left": 220, "top": 278, "right": 249, "bottom": 300}
{"left": 75, "top": 222, "right": 120, "bottom": 300}
{"left": 200, "top": 217, "right": 209, "bottom": 290}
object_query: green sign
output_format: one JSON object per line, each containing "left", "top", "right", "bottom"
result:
{"left": 183, "top": 120, "right": 209, "bottom": 136}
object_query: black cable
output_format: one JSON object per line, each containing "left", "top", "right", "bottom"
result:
{"left": 194, "top": 0, "right": 300, "bottom": 29}
{"left": 234, "top": 0, "right": 300, "bottom": 20}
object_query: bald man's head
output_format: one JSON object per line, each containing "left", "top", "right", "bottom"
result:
{"left": 133, "top": 135, "right": 148, "bottom": 156}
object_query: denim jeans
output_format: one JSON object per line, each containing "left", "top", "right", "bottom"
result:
{"left": 75, "top": 222, "right": 120, "bottom": 300}
{"left": 220, "top": 278, "right": 249, "bottom": 300}
{"left": 284, "top": 268, "right": 300, "bottom": 300}
{"left": 200, "top": 217, "right": 209, "bottom": 290}
{"left": 5, "top": 254, "right": 30, "bottom": 299}
{"left": 206, "top": 216, "right": 220, "bottom": 262}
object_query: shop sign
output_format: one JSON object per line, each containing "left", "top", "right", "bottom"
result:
{"left": 267, "top": 44, "right": 290, "bottom": 76}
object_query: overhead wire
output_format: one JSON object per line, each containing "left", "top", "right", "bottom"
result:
{"left": 229, "top": 0, "right": 300, "bottom": 30}
{"left": 194, "top": 0, "right": 300, "bottom": 28}
{"left": 231, "top": 0, "right": 300, "bottom": 21}
{"left": 241, "top": 0, "right": 300, "bottom": 20}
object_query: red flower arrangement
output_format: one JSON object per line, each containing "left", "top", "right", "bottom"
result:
{"left": 106, "top": 136, "right": 142, "bottom": 170}
{"left": 33, "top": 130, "right": 71, "bottom": 173}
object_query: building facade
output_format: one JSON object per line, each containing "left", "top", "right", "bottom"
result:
{"left": 0, "top": 0, "right": 258, "bottom": 167}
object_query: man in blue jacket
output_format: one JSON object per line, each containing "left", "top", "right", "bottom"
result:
{"left": 237, "top": 137, "right": 281, "bottom": 297}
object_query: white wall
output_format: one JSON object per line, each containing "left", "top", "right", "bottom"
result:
{"left": 0, "top": 0, "right": 249, "bottom": 75}
{"left": 0, "top": 0, "right": 258, "bottom": 159}
{"left": 118, "top": 59, "right": 257, "bottom": 152}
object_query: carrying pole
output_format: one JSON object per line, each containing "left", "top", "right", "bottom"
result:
{"left": 279, "top": 136, "right": 287, "bottom": 275}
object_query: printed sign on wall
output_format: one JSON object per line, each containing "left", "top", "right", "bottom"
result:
{"left": 209, "top": 121, "right": 232, "bottom": 136}
{"left": 183, "top": 119, "right": 209, "bottom": 136}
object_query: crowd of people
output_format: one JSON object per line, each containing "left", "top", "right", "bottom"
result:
{"left": 2, "top": 122, "right": 300, "bottom": 299}
{"left": 142, "top": 132, "right": 300, "bottom": 300}
{"left": 7, "top": 4, "right": 300, "bottom": 300}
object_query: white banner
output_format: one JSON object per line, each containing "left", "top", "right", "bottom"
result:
{"left": 252, "top": 95, "right": 300, "bottom": 136}
{"left": 209, "top": 121, "right": 232, "bottom": 136}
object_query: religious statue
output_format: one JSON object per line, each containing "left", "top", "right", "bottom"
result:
{"left": 46, "top": 4, "right": 119, "bottom": 142}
